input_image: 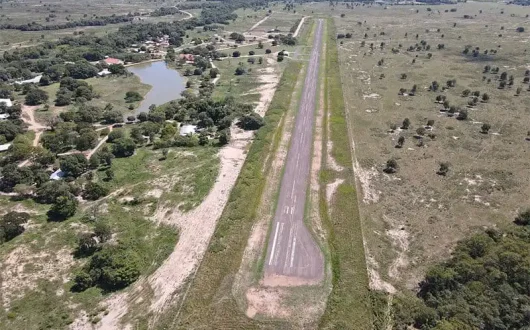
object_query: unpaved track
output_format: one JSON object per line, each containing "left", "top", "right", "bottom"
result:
{"left": 264, "top": 19, "right": 324, "bottom": 282}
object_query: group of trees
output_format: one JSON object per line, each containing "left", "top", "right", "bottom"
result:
{"left": 0, "top": 211, "right": 30, "bottom": 244}
{"left": 394, "top": 214, "right": 530, "bottom": 329}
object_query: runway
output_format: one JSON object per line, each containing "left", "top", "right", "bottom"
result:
{"left": 264, "top": 19, "right": 324, "bottom": 281}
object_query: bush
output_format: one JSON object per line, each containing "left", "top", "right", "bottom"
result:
{"left": 238, "top": 113, "right": 264, "bottom": 130}
{"left": 25, "top": 88, "right": 49, "bottom": 105}
{"left": 265, "top": 49, "right": 272, "bottom": 54}
{"left": 48, "top": 193, "right": 78, "bottom": 221}
{"left": 112, "top": 138, "right": 136, "bottom": 157}
{"left": 0, "top": 211, "right": 30, "bottom": 243}
{"left": 73, "top": 246, "right": 141, "bottom": 292}
{"left": 83, "top": 182, "right": 109, "bottom": 200}
{"left": 124, "top": 91, "right": 143, "bottom": 103}
{"left": 107, "top": 129, "right": 124, "bottom": 143}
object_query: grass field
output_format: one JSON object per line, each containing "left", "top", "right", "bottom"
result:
{"left": 0, "top": 145, "right": 220, "bottom": 329}
{"left": 317, "top": 18, "right": 373, "bottom": 330}
{"left": 304, "top": 1, "right": 530, "bottom": 295}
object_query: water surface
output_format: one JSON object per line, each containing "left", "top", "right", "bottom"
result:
{"left": 127, "top": 61, "right": 186, "bottom": 115}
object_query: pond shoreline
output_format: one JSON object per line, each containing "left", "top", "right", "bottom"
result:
{"left": 127, "top": 60, "right": 187, "bottom": 115}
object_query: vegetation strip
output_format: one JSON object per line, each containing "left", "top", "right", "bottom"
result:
{"left": 155, "top": 61, "right": 302, "bottom": 329}
{"left": 318, "top": 18, "right": 373, "bottom": 330}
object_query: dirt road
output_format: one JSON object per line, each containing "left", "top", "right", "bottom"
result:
{"left": 264, "top": 19, "right": 324, "bottom": 282}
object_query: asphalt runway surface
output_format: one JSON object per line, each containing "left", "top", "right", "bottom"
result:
{"left": 264, "top": 19, "right": 324, "bottom": 281}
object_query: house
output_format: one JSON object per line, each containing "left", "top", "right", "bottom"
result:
{"left": 0, "top": 113, "right": 10, "bottom": 121}
{"left": 0, "top": 99, "right": 12, "bottom": 107}
{"left": 179, "top": 124, "right": 197, "bottom": 136}
{"left": 50, "top": 169, "right": 65, "bottom": 180}
{"left": 103, "top": 57, "right": 124, "bottom": 65}
{"left": 178, "top": 54, "right": 195, "bottom": 63}
{"left": 0, "top": 143, "right": 11, "bottom": 152}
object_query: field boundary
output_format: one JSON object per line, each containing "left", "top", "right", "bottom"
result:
{"left": 318, "top": 18, "right": 373, "bottom": 329}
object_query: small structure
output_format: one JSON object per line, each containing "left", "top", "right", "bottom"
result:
{"left": 104, "top": 57, "right": 124, "bottom": 65}
{"left": 0, "top": 143, "right": 11, "bottom": 152}
{"left": 98, "top": 69, "right": 112, "bottom": 77}
{"left": 0, "top": 99, "right": 12, "bottom": 107}
{"left": 50, "top": 169, "right": 65, "bottom": 180}
{"left": 15, "top": 75, "right": 42, "bottom": 85}
{"left": 0, "top": 113, "right": 10, "bottom": 121}
{"left": 178, "top": 54, "right": 195, "bottom": 63}
{"left": 179, "top": 124, "right": 197, "bottom": 136}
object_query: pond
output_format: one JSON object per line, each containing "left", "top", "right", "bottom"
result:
{"left": 127, "top": 61, "right": 186, "bottom": 115}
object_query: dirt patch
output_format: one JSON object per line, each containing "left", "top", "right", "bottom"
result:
{"left": 326, "top": 178, "right": 344, "bottom": 203}
{"left": 246, "top": 287, "right": 289, "bottom": 318}
{"left": 1, "top": 246, "right": 74, "bottom": 308}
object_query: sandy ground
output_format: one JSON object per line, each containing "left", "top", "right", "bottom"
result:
{"left": 251, "top": 65, "right": 280, "bottom": 117}
{"left": 1, "top": 246, "right": 74, "bottom": 308}
{"left": 18, "top": 104, "right": 48, "bottom": 167}
{"left": 293, "top": 16, "right": 310, "bottom": 38}
{"left": 248, "top": 15, "right": 269, "bottom": 32}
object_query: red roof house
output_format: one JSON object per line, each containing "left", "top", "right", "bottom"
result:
{"left": 104, "top": 57, "right": 124, "bottom": 65}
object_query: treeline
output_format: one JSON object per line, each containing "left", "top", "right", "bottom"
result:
{"left": 0, "top": 14, "right": 134, "bottom": 32}
{"left": 393, "top": 212, "right": 530, "bottom": 330}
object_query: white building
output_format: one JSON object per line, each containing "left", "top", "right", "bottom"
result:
{"left": 179, "top": 124, "right": 197, "bottom": 136}
{"left": 50, "top": 169, "right": 65, "bottom": 180}
{"left": 0, "top": 143, "right": 11, "bottom": 152}
{"left": 0, "top": 99, "right": 13, "bottom": 107}
{"left": 15, "top": 75, "right": 42, "bottom": 85}
{"left": 0, "top": 113, "right": 10, "bottom": 121}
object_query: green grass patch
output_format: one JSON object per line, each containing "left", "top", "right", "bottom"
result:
{"left": 318, "top": 18, "right": 373, "bottom": 330}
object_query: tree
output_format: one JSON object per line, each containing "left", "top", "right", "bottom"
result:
{"left": 235, "top": 66, "right": 245, "bottom": 75}
{"left": 238, "top": 113, "right": 264, "bottom": 130}
{"left": 218, "top": 129, "right": 230, "bottom": 145}
{"left": 137, "top": 112, "right": 148, "bottom": 122}
{"left": 105, "top": 168, "right": 114, "bottom": 181}
{"left": 232, "top": 51, "right": 241, "bottom": 58}
{"left": 76, "top": 232, "right": 98, "bottom": 256}
{"left": 384, "top": 159, "right": 398, "bottom": 174}
{"left": 112, "top": 138, "right": 136, "bottom": 157}
{"left": 60, "top": 154, "right": 89, "bottom": 178}
{"left": 437, "top": 162, "right": 450, "bottom": 176}
{"left": 481, "top": 123, "right": 491, "bottom": 134}
{"left": 25, "top": 88, "right": 49, "bottom": 105}
{"left": 514, "top": 209, "right": 530, "bottom": 226}
{"left": 83, "top": 182, "right": 109, "bottom": 200}
{"left": 265, "top": 49, "right": 272, "bottom": 54}
{"left": 516, "top": 27, "right": 525, "bottom": 33}
{"left": 107, "top": 130, "right": 124, "bottom": 143}
{"left": 48, "top": 193, "right": 78, "bottom": 220}
{"left": 401, "top": 118, "right": 411, "bottom": 129}
{"left": 461, "top": 89, "right": 470, "bottom": 97}
{"left": 456, "top": 109, "right": 468, "bottom": 120}
{"left": 94, "top": 221, "right": 112, "bottom": 242}
{"left": 0, "top": 211, "right": 30, "bottom": 243}
{"left": 35, "top": 181, "right": 72, "bottom": 204}
{"left": 427, "top": 119, "right": 435, "bottom": 127}
{"left": 209, "top": 68, "right": 219, "bottom": 79}
{"left": 396, "top": 136, "right": 405, "bottom": 148}
{"left": 76, "top": 128, "right": 98, "bottom": 151}
{"left": 124, "top": 91, "right": 143, "bottom": 103}
{"left": 108, "top": 64, "right": 126, "bottom": 75}
{"left": 416, "top": 127, "right": 426, "bottom": 136}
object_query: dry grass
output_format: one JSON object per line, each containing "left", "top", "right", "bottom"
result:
{"left": 309, "top": 1, "right": 530, "bottom": 292}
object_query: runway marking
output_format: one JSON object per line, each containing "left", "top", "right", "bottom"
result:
{"left": 268, "top": 222, "right": 280, "bottom": 265}
{"left": 290, "top": 235, "right": 297, "bottom": 268}
{"left": 291, "top": 179, "right": 296, "bottom": 198}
